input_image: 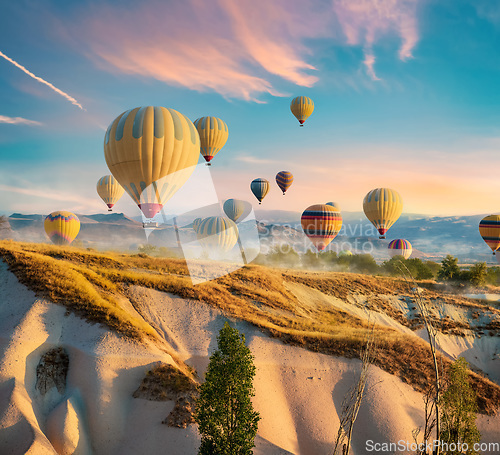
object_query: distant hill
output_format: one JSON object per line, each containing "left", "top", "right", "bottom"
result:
{"left": 6, "top": 211, "right": 496, "bottom": 262}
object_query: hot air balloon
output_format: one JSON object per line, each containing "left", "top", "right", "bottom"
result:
{"left": 44, "top": 211, "right": 80, "bottom": 246}
{"left": 338, "top": 249, "right": 352, "bottom": 257}
{"left": 290, "top": 96, "right": 314, "bottom": 127}
{"left": 388, "top": 239, "right": 412, "bottom": 259}
{"left": 363, "top": 188, "right": 403, "bottom": 239}
{"left": 193, "top": 116, "right": 228, "bottom": 165}
{"left": 326, "top": 202, "right": 341, "bottom": 211}
{"left": 104, "top": 106, "right": 200, "bottom": 219}
{"left": 223, "top": 199, "right": 250, "bottom": 223}
{"left": 96, "top": 175, "right": 124, "bottom": 211}
{"left": 196, "top": 216, "right": 238, "bottom": 256}
{"left": 479, "top": 215, "right": 500, "bottom": 254}
{"left": 193, "top": 218, "right": 202, "bottom": 232}
{"left": 250, "top": 178, "right": 270, "bottom": 204}
{"left": 301, "top": 204, "right": 342, "bottom": 251}
{"left": 276, "top": 171, "right": 293, "bottom": 195}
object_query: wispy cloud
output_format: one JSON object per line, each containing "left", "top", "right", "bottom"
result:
{"left": 63, "top": 0, "right": 419, "bottom": 99}
{"left": 0, "top": 50, "right": 84, "bottom": 110}
{"left": 0, "top": 115, "right": 41, "bottom": 126}
{"left": 333, "top": 0, "right": 420, "bottom": 80}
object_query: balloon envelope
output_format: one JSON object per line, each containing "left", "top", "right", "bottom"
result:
{"left": 479, "top": 215, "right": 500, "bottom": 254}
{"left": 104, "top": 106, "right": 200, "bottom": 219}
{"left": 223, "top": 199, "right": 251, "bottom": 223}
{"left": 193, "top": 116, "right": 228, "bottom": 164}
{"left": 326, "top": 202, "right": 341, "bottom": 211}
{"left": 44, "top": 211, "right": 80, "bottom": 246}
{"left": 196, "top": 216, "right": 238, "bottom": 255}
{"left": 276, "top": 171, "right": 293, "bottom": 195}
{"left": 290, "top": 96, "right": 314, "bottom": 126}
{"left": 388, "top": 239, "right": 412, "bottom": 259}
{"left": 301, "top": 204, "right": 342, "bottom": 251}
{"left": 96, "top": 175, "right": 124, "bottom": 210}
{"left": 363, "top": 188, "right": 403, "bottom": 239}
{"left": 250, "top": 178, "right": 270, "bottom": 204}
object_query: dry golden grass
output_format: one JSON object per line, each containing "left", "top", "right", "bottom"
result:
{"left": 1, "top": 240, "right": 499, "bottom": 414}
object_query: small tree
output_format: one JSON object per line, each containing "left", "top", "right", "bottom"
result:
{"left": 438, "top": 255, "right": 460, "bottom": 281}
{"left": 462, "top": 263, "right": 487, "bottom": 287}
{"left": 440, "top": 357, "right": 480, "bottom": 454}
{"left": 195, "top": 322, "right": 260, "bottom": 455}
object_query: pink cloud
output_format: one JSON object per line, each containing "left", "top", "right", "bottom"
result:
{"left": 333, "top": 0, "right": 420, "bottom": 80}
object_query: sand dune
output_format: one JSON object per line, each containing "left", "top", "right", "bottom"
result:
{"left": 0, "top": 261, "right": 499, "bottom": 454}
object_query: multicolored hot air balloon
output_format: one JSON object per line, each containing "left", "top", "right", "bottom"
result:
{"left": 196, "top": 216, "right": 238, "bottom": 256}
{"left": 479, "top": 215, "right": 500, "bottom": 255}
{"left": 388, "top": 239, "right": 412, "bottom": 259}
{"left": 223, "top": 199, "right": 250, "bottom": 223}
{"left": 326, "top": 202, "right": 341, "bottom": 211}
{"left": 104, "top": 106, "right": 200, "bottom": 219}
{"left": 44, "top": 211, "right": 80, "bottom": 246}
{"left": 193, "top": 116, "right": 228, "bottom": 165}
{"left": 276, "top": 171, "right": 293, "bottom": 195}
{"left": 250, "top": 178, "right": 270, "bottom": 204}
{"left": 193, "top": 218, "right": 202, "bottom": 232}
{"left": 290, "top": 96, "right": 314, "bottom": 126}
{"left": 301, "top": 204, "right": 342, "bottom": 251}
{"left": 363, "top": 188, "right": 403, "bottom": 239}
{"left": 96, "top": 175, "right": 124, "bottom": 211}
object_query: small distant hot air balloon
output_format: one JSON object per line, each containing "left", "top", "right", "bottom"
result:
{"left": 326, "top": 202, "right": 341, "bottom": 211}
{"left": 96, "top": 175, "right": 124, "bottom": 211}
{"left": 193, "top": 116, "right": 228, "bottom": 165}
{"left": 223, "top": 199, "right": 251, "bottom": 223}
{"left": 388, "top": 239, "right": 412, "bottom": 259}
{"left": 338, "top": 250, "right": 352, "bottom": 257}
{"left": 44, "top": 211, "right": 80, "bottom": 246}
{"left": 193, "top": 218, "right": 202, "bottom": 232}
{"left": 196, "top": 216, "right": 238, "bottom": 256}
{"left": 276, "top": 171, "right": 293, "bottom": 195}
{"left": 250, "top": 178, "right": 270, "bottom": 204}
{"left": 290, "top": 96, "right": 314, "bottom": 127}
{"left": 301, "top": 204, "right": 342, "bottom": 252}
{"left": 363, "top": 188, "right": 403, "bottom": 239}
{"left": 104, "top": 106, "right": 200, "bottom": 220}
{"left": 479, "top": 215, "right": 500, "bottom": 255}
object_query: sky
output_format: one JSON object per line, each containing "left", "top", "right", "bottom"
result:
{"left": 0, "top": 0, "right": 500, "bottom": 218}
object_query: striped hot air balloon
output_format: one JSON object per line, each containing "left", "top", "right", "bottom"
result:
{"left": 223, "top": 199, "right": 250, "bottom": 223}
{"left": 193, "top": 116, "right": 229, "bottom": 165}
{"left": 104, "top": 106, "right": 200, "bottom": 219}
{"left": 301, "top": 204, "right": 342, "bottom": 251}
{"left": 196, "top": 216, "right": 238, "bottom": 256}
{"left": 479, "top": 215, "right": 500, "bottom": 254}
{"left": 250, "top": 178, "right": 270, "bottom": 204}
{"left": 44, "top": 211, "right": 80, "bottom": 246}
{"left": 388, "top": 239, "right": 412, "bottom": 259}
{"left": 96, "top": 175, "right": 124, "bottom": 211}
{"left": 290, "top": 96, "right": 314, "bottom": 126}
{"left": 326, "top": 202, "right": 341, "bottom": 211}
{"left": 363, "top": 188, "right": 403, "bottom": 239}
{"left": 276, "top": 171, "right": 293, "bottom": 195}
{"left": 193, "top": 218, "right": 202, "bottom": 232}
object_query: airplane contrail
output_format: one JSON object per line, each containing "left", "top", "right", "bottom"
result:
{"left": 0, "top": 50, "right": 84, "bottom": 110}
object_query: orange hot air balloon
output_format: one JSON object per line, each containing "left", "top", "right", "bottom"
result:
{"left": 301, "top": 204, "right": 342, "bottom": 251}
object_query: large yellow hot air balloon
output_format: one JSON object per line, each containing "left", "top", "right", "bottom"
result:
{"left": 196, "top": 216, "right": 238, "bottom": 257}
{"left": 44, "top": 211, "right": 80, "bottom": 246}
{"left": 363, "top": 188, "right": 403, "bottom": 239}
{"left": 96, "top": 175, "right": 124, "bottom": 211}
{"left": 301, "top": 204, "right": 342, "bottom": 251}
{"left": 104, "top": 106, "right": 200, "bottom": 219}
{"left": 193, "top": 116, "right": 228, "bottom": 165}
{"left": 290, "top": 96, "right": 314, "bottom": 127}
{"left": 479, "top": 215, "right": 500, "bottom": 254}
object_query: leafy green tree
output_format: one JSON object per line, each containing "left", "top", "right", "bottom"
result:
{"left": 462, "top": 263, "right": 487, "bottom": 287}
{"left": 440, "top": 357, "right": 481, "bottom": 454}
{"left": 350, "top": 254, "right": 379, "bottom": 274}
{"left": 438, "top": 255, "right": 460, "bottom": 281}
{"left": 195, "top": 322, "right": 260, "bottom": 455}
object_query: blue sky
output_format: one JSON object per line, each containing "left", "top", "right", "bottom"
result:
{"left": 0, "top": 0, "right": 499, "bottom": 217}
